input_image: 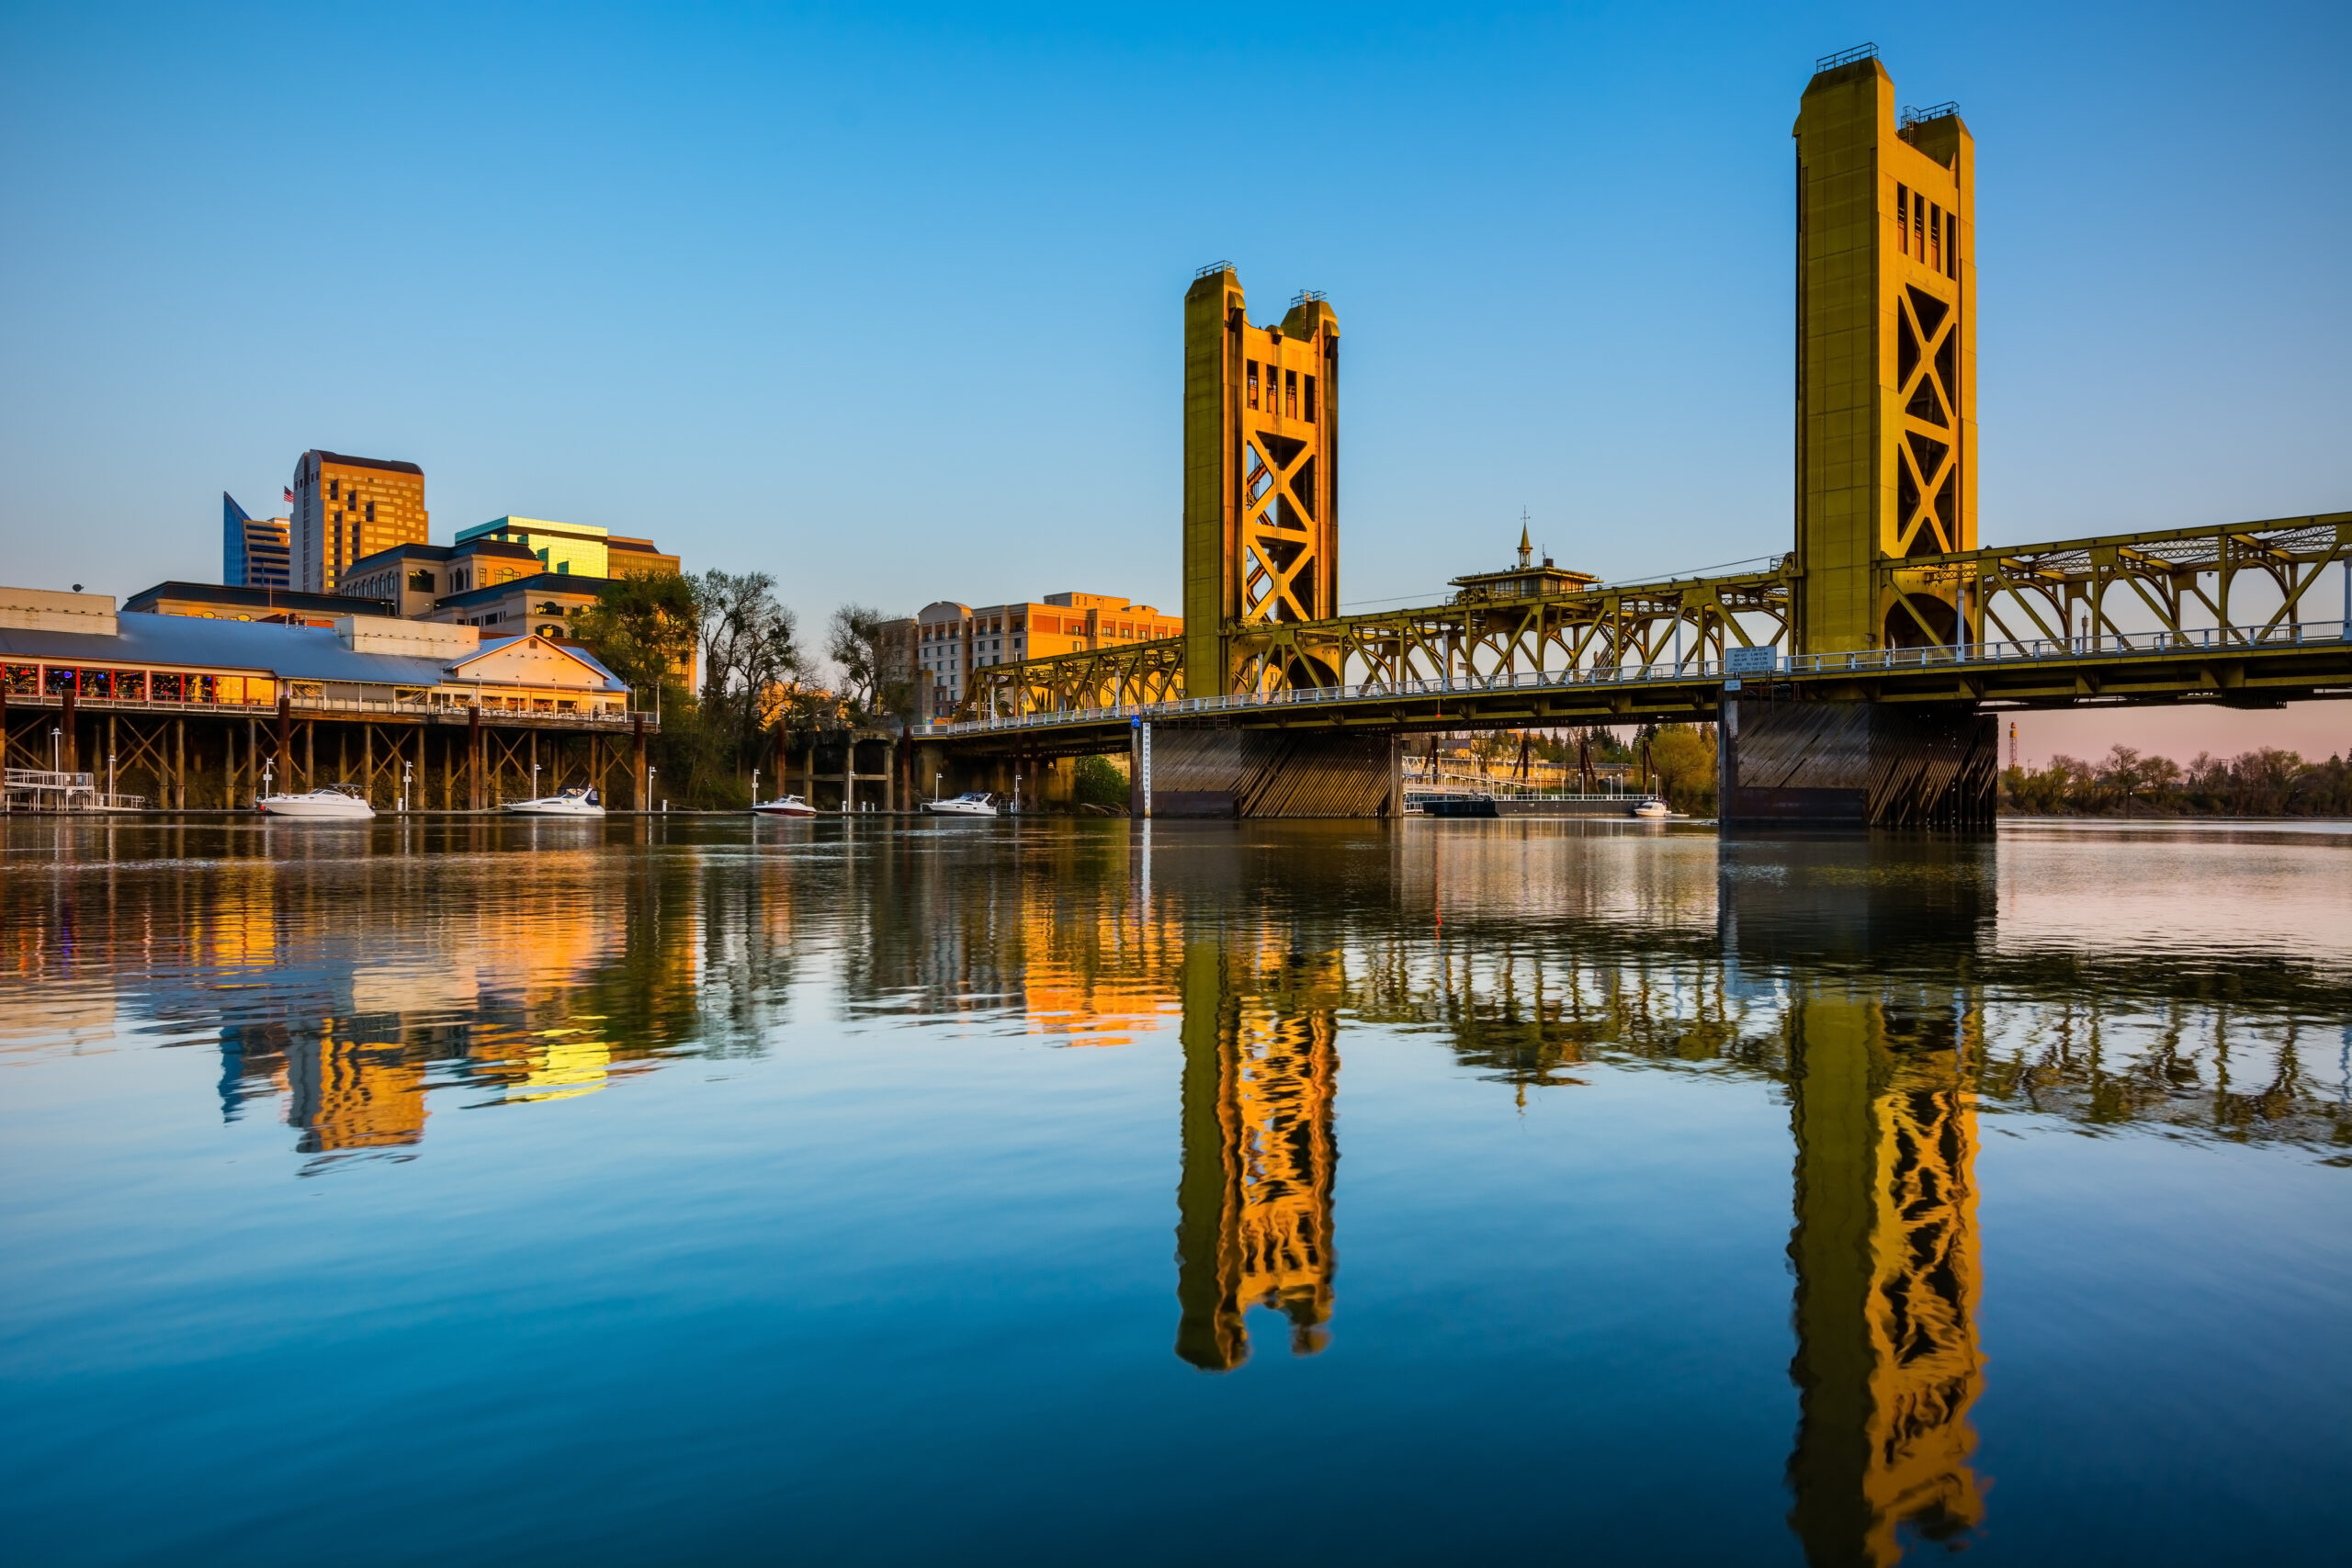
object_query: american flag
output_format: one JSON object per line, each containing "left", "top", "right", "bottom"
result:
{"left": 283, "top": 486, "right": 295, "bottom": 504}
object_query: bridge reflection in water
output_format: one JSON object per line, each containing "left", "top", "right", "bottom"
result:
{"left": 1173, "top": 941, "right": 1342, "bottom": 1371}
{"left": 6, "top": 817, "right": 2344, "bottom": 1562}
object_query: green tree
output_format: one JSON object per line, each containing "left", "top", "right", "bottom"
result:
{"left": 571, "top": 571, "right": 700, "bottom": 705}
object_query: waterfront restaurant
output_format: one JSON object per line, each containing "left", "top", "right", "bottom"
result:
{"left": 0, "top": 588, "right": 636, "bottom": 721}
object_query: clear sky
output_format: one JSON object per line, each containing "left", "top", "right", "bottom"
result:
{"left": 3, "top": 2, "right": 2346, "bottom": 760}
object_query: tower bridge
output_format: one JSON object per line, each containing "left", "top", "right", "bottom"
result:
{"left": 917, "top": 49, "right": 2352, "bottom": 823}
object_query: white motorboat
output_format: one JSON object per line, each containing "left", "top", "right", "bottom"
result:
{"left": 752, "top": 795, "right": 818, "bottom": 818}
{"left": 1631, "top": 795, "right": 1671, "bottom": 818}
{"left": 505, "top": 786, "right": 605, "bottom": 818}
{"left": 924, "top": 791, "right": 1001, "bottom": 818}
{"left": 259, "top": 786, "right": 376, "bottom": 820}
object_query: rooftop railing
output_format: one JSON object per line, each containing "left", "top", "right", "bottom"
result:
{"left": 914, "top": 619, "right": 2351, "bottom": 737}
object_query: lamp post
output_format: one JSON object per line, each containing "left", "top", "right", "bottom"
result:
{"left": 107, "top": 750, "right": 115, "bottom": 801}
{"left": 529, "top": 761, "right": 540, "bottom": 802}
{"left": 647, "top": 764, "right": 658, "bottom": 814}
{"left": 752, "top": 768, "right": 760, "bottom": 808}
{"left": 50, "top": 727, "right": 60, "bottom": 775}
{"left": 259, "top": 760, "right": 274, "bottom": 810}
{"left": 934, "top": 770, "right": 943, "bottom": 803}
{"left": 401, "top": 759, "right": 413, "bottom": 815}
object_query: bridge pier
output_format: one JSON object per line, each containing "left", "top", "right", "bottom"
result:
{"left": 1133, "top": 723, "right": 1402, "bottom": 819}
{"left": 1719, "top": 696, "right": 1995, "bottom": 830}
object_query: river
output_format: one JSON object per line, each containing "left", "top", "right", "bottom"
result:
{"left": 3, "top": 816, "right": 2346, "bottom": 1564}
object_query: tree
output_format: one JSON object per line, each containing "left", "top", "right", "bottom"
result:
{"left": 571, "top": 572, "right": 700, "bottom": 704}
{"left": 827, "top": 604, "right": 912, "bottom": 724}
{"left": 697, "top": 570, "right": 804, "bottom": 759}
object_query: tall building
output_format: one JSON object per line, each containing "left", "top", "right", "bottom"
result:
{"left": 1792, "top": 50, "right": 1976, "bottom": 652}
{"left": 221, "top": 492, "right": 290, "bottom": 591}
{"left": 915, "top": 592, "right": 1181, "bottom": 711}
{"left": 289, "top": 450, "right": 429, "bottom": 594}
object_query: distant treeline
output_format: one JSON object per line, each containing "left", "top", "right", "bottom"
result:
{"left": 2003, "top": 746, "right": 2352, "bottom": 818}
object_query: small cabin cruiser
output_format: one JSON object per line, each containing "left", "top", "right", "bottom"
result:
{"left": 925, "top": 791, "right": 1001, "bottom": 818}
{"left": 259, "top": 786, "right": 376, "bottom": 820}
{"left": 1631, "top": 795, "right": 1671, "bottom": 818}
{"left": 752, "top": 795, "right": 818, "bottom": 818}
{"left": 506, "top": 786, "right": 605, "bottom": 818}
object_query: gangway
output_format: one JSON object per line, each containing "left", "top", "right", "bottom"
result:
{"left": 3, "top": 769, "right": 145, "bottom": 812}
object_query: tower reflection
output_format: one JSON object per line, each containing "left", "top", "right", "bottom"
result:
{"left": 1723, "top": 839, "right": 1990, "bottom": 1566}
{"left": 1172, "top": 939, "right": 1343, "bottom": 1371}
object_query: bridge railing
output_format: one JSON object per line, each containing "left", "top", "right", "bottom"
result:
{"left": 918, "top": 617, "right": 2350, "bottom": 737}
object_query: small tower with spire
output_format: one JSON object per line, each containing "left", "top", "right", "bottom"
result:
{"left": 1448, "top": 514, "right": 1598, "bottom": 604}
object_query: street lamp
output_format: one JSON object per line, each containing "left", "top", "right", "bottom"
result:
{"left": 260, "top": 760, "right": 274, "bottom": 809}
{"left": 647, "top": 764, "right": 658, "bottom": 814}
{"left": 529, "top": 761, "right": 541, "bottom": 802}
{"left": 107, "top": 750, "right": 116, "bottom": 801}
{"left": 934, "top": 770, "right": 943, "bottom": 802}
{"left": 401, "top": 759, "right": 413, "bottom": 815}
{"left": 752, "top": 768, "right": 760, "bottom": 808}
{"left": 50, "top": 727, "right": 60, "bottom": 775}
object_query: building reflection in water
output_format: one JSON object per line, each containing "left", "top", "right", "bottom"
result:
{"left": 1724, "top": 839, "right": 1989, "bottom": 1567}
{"left": 1173, "top": 940, "right": 1343, "bottom": 1371}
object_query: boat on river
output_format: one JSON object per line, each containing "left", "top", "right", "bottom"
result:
{"left": 925, "top": 791, "right": 1001, "bottom": 818}
{"left": 752, "top": 795, "right": 818, "bottom": 818}
{"left": 259, "top": 786, "right": 375, "bottom": 820}
{"left": 505, "top": 786, "right": 605, "bottom": 818}
{"left": 1632, "top": 796, "right": 1671, "bottom": 818}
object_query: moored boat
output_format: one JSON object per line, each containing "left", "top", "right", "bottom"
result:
{"left": 924, "top": 791, "right": 1001, "bottom": 818}
{"left": 259, "top": 786, "right": 376, "bottom": 820}
{"left": 505, "top": 786, "right": 605, "bottom": 818}
{"left": 752, "top": 795, "right": 818, "bottom": 818}
{"left": 1631, "top": 795, "right": 1671, "bottom": 818}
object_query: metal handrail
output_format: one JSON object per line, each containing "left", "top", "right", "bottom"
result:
{"left": 0, "top": 692, "right": 651, "bottom": 728}
{"left": 914, "top": 619, "right": 2350, "bottom": 737}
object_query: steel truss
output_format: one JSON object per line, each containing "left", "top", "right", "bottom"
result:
{"left": 1885, "top": 511, "right": 2352, "bottom": 652}
{"left": 966, "top": 511, "right": 2351, "bottom": 722}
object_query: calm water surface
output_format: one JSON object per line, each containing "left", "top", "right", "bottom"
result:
{"left": 3, "top": 816, "right": 2347, "bottom": 1565}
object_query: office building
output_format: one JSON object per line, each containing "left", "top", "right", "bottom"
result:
{"left": 289, "top": 450, "right": 430, "bottom": 594}
{"left": 915, "top": 592, "right": 1181, "bottom": 709}
{"left": 454, "top": 517, "right": 681, "bottom": 581}
{"left": 221, "top": 493, "right": 290, "bottom": 591}
{"left": 342, "top": 517, "right": 684, "bottom": 642}
{"left": 338, "top": 536, "right": 542, "bottom": 619}
{"left": 125, "top": 581, "right": 394, "bottom": 627}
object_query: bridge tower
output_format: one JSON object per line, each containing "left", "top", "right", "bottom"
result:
{"left": 1793, "top": 51, "right": 1976, "bottom": 654}
{"left": 1183, "top": 265, "right": 1341, "bottom": 696}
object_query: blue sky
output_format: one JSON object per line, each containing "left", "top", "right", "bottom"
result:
{"left": 3, "top": 2, "right": 2347, "bottom": 751}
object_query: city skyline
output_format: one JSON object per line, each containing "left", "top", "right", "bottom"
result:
{"left": 3, "top": 3, "right": 2347, "bottom": 758}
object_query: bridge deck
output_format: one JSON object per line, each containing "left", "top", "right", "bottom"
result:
{"left": 922, "top": 621, "right": 2352, "bottom": 754}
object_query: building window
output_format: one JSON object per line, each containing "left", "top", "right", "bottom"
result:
{"left": 329, "top": 479, "right": 340, "bottom": 501}
{"left": 1303, "top": 375, "right": 1317, "bottom": 423}
{"left": 366, "top": 502, "right": 376, "bottom": 523}
{"left": 1284, "top": 368, "right": 1298, "bottom": 419}
{"left": 1895, "top": 183, "right": 1909, "bottom": 255}
{"left": 409, "top": 570, "right": 435, "bottom": 592}
{"left": 1247, "top": 359, "right": 1260, "bottom": 409}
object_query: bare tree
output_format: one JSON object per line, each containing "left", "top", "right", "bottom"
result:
{"left": 827, "top": 604, "right": 912, "bottom": 723}
{"left": 698, "top": 570, "right": 804, "bottom": 756}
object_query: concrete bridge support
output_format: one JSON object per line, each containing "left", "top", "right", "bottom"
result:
{"left": 1719, "top": 697, "right": 1995, "bottom": 830}
{"left": 1132, "top": 723, "right": 1402, "bottom": 819}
